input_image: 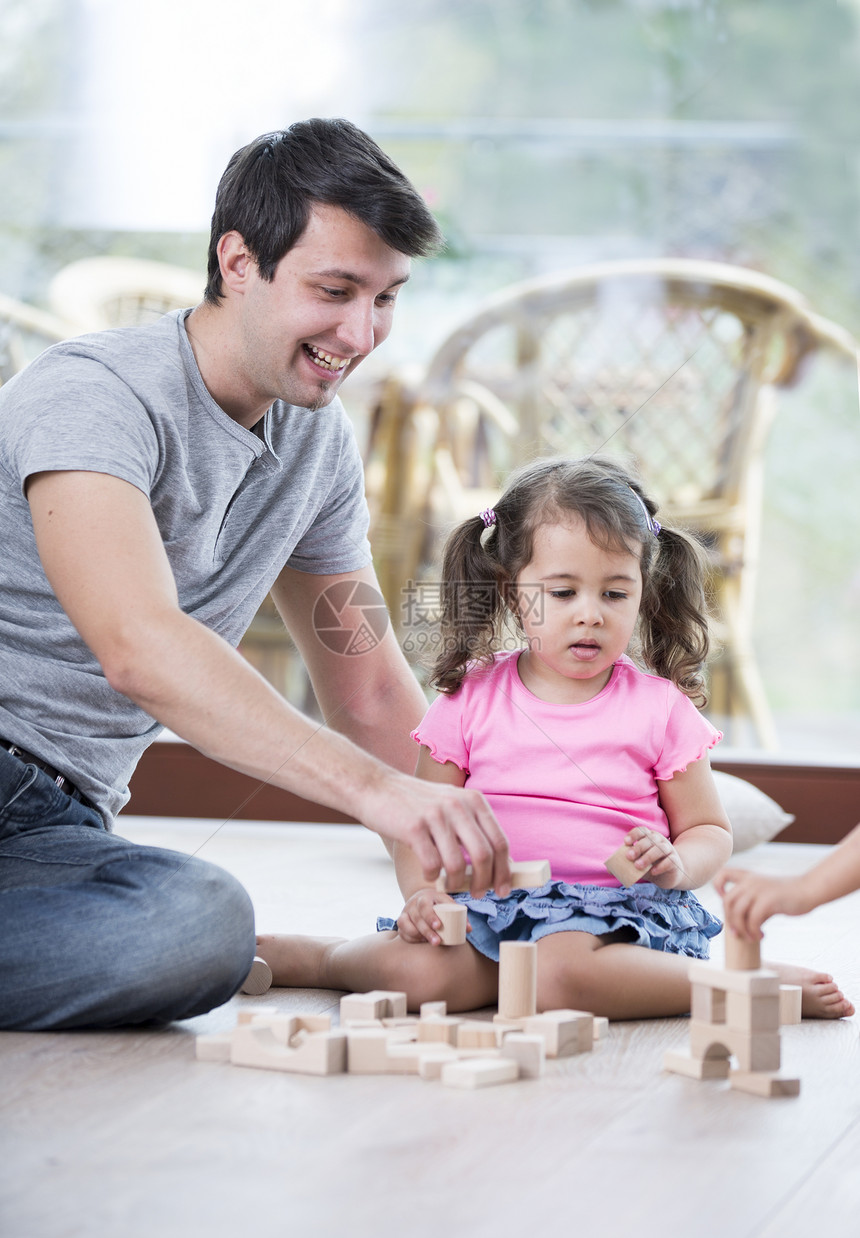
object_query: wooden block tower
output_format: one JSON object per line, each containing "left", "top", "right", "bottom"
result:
{"left": 663, "top": 929, "right": 800, "bottom": 1097}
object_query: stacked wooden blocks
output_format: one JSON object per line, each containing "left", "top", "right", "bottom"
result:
{"left": 196, "top": 943, "right": 603, "bottom": 1090}
{"left": 663, "top": 930, "right": 802, "bottom": 1097}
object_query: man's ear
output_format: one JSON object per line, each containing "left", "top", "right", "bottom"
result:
{"left": 217, "top": 231, "right": 254, "bottom": 294}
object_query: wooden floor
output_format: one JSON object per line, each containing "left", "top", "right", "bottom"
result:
{"left": 2, "top": 819, "right": 859, "bottom": 1238}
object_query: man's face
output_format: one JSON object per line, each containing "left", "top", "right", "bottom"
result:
{"left": 237, "top": 203, "right": 411, "bottom": 415}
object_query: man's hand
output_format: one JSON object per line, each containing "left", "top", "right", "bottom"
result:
{"left": 358, "top": 770, "right": 511, "bottom": 899}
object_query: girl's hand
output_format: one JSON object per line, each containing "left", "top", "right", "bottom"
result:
{"left": 396, "top": 889, "right": 468, "bottom": 946}
{"left": 715, "top": 867, "right": 812, "bottom": 941}
{"left": 622, "top": 826, "right": 687, "bottom": 889}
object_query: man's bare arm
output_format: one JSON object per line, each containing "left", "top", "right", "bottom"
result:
{"left": 27, "top": 470, "right": 510, "bottom": 894}
{"left": 270, "top": 563, "right": 427, "bottom": 775}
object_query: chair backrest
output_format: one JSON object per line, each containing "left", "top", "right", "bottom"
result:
{"left": 0, "top": 292, "right": 70, "bottom": 386}
{"left": 418, "top": 258, "right": 856, "bottom": 530}
{"left": 48, "top": 257, "right": 204, "bottom": 332}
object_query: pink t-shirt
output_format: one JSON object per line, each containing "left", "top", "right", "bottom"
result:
{"left": 412, "top": 651, "right": 721, "bottom": 887}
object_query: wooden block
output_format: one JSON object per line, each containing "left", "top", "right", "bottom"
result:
{"left": 436, "top": 903, "right": 468, "bottom": 946}
{"left": 729, "top": 1070, "right": 801, "bottom": 1098}
{"left": 417, "top": 1047, "right": 459, "bottom": 1080}
{"left": 382, "top": 1016, "right": 419, "bottom": 1029}
{"left": 724, "top": 929, "right": 762, "bottom": 971}
{"left": 691, "top": 982, "right": 726, "bottom": 1024}
{"left": 604, "top": 844, "right": 651, "bottom": 887}
{"left": 230, "top": 1023, "right": 346, "bottom": 1075}
{"left": 592, "top": 1017, "right": 609, "bottom": 1040}
{"left": 236, "top": 1005, "right": 273, "bottom": 1026}
{"left": 370, "top": 990, "right": 408, "bottom": 1018}
{"left": 500, "top": 1033, "right": 545, "bottom": 1078}
{"left": 492, "top": 1014, "right": 529, "bottom": 1033}
{"left": 524, "top": 1010, "right": 593, "bottom": 1057}
{"left": 239, "top": 956, "right": 273, "bottom": 996}
{"left": 498, "top": 941, "right": 538, "bottom": 1020}
{"left": 779, "top": 985, "right": 802, "bottom": 1025}
{"left": 340, "top": 990, "right": 408, "bottom": 1023}
{"left": 688, "top": 1020, "right": 781, "bottom": 1073}
{"left": 435, "top": 860, "right": 551, "bottom": 894}
{"left": 420, "top": 1001, "right": 447, "bottom": 1020}
{"left": 385, "top": 1042, "right": 431, "bottom": 1074}
{"left": 510, "top": 860, "right": 551, "bottom": 889}
{"left": 340, "top": 993, "right": 388, "bottom": 1023}
{"left": 725, "top": 991, "right": 780, "bottom": 1033}
{"left": 195, "top": 1033, "right": 234, "bottom": 1062}
{"left": 663, "top": 1049, "right": 730, "bottom": 1080}
{"left": 417, "top": 1016, "right": 463, "bottom": 1045}
{"left": 456, "top": 1020, "right": 499, "bottom": 1050}
{"left": 687, "top": 961, "right": 780, "bottom": 997}
{"left": 441, "top": 1057, "right": 519, "bottom": 1089}
{"left": 346, "top": 1028, "right": 392, "bottom": 1074}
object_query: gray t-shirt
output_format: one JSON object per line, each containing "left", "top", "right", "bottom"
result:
{"left": 0, "top": 309, "right": 372, "bottom": 822}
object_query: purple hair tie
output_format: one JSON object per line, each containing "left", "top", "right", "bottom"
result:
{"left": 480, "top": 507, "right": 497, "bottom": 528}
{"left": 629, "top": 487, "right": 660, "bottom": 537}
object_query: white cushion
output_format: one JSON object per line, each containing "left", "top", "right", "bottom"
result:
{"left": 713, "top": 771, "right": 794, "bottom": 853}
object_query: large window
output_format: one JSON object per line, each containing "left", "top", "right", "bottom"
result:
{"left": 2, "top": 0, "right": 857, "bottom": 758}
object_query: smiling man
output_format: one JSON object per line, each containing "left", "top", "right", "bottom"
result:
{"left": 0, "top": 119, "right": 510, "bottom": 1031}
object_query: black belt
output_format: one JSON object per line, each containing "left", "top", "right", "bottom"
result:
{"left": 1, "top": 738, "right": 91, "bottom": 806}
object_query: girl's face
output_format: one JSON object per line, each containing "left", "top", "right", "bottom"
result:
{"left": 512, "top": 516, "right": 643, "bottom": 704}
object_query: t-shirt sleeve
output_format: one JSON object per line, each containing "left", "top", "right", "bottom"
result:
{"left": 654, "top": 687, "right": 722, "bottom": 781}
{"left": 1, "top": 351, "right": 159, "bottom": 497}
{"left": 411, "top": 689, "right": 471, "bottom": 772}
{"left": 285, "top": 414, "right": 372, "bottom": 574}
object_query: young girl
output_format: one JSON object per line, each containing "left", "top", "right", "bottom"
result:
{"left": 258, "top": 456, "right": 852, "bottom": 1019}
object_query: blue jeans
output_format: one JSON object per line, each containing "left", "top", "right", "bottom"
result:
{"left": 0, "top": 747, "right": 256, "bottom": 1030}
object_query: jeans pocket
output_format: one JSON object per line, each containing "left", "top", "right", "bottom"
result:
{"left": 0, "top": 762, "right": 38, "bottom": 816}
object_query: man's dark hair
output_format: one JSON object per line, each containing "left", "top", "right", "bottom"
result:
{"left": 204, "top": 117, "right": 444, "bottom": 303}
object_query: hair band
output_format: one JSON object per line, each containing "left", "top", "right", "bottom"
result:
{"left": 628, "top": 487, "right": 661, "bottom": 537}
{"left": 480, "top": 507, "right": 497, "bottom": 529}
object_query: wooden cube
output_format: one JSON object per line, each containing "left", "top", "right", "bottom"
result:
{"left": 456, "top": 1020, "right": 499, "bottom": 1050}
{"left": 500, "top": 1033, "right": 545, "bottom": 1078}
{"left": 524, "top": 1010, "right": 593, "bottom": 1057}
{"left": 604, "top": 844, "right": 652, "bottom": 887}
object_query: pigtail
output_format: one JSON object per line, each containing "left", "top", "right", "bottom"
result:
{"left": 638, "top": 524, "right": 711, "bottom": 705}
{"left": 431, "top": 516, "right": 506, "bottom": 694}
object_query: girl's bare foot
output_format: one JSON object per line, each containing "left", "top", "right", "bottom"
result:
{"left": 768, "top": 961, "right": 855, "bottom": 1019}
{"left": 255, "top": 933, "right": 346, "bottom": 989}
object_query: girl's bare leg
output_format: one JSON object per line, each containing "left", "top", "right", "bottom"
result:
{"left": 256, "top": 931, "right": 499, "bottom": 1013}
{"left": 535, "top": 932, "right": 855, "bottom": 1020}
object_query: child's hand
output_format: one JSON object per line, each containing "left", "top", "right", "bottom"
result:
{"left": 622, "top": 826, "right": 687, "bottom": 889}
{"left": 715, "top": 867, "right": 811, "bottom": 941}
{"left": 396, "top": 889, "right": 468, "bottom": 946}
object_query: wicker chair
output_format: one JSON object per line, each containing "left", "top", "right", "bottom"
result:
{"left": 367, "top": 259, "right": 858, "bottom": 747}
{"left": 0, "top": 291, "right": 70, "bottom": 386}
{"left": 48, "top": 256, "right": 204, "bottom": 332}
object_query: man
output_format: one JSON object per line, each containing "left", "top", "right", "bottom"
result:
{"left": 0, "top": 118, "right": 510, "bottom": 1031}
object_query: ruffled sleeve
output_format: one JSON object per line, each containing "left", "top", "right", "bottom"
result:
{"left": 654, "top": 687, "right": 722, "bottom": 781}
{"left": 411, "top": 688, "right": 470, "bottom": 773}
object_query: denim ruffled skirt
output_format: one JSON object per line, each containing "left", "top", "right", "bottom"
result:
{"left": 378, "top": 879, "right": 721, "bottom": 963}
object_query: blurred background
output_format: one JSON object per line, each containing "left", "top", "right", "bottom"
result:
{"left": 1, "top": 0, "right": 858, "bottom": 760}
